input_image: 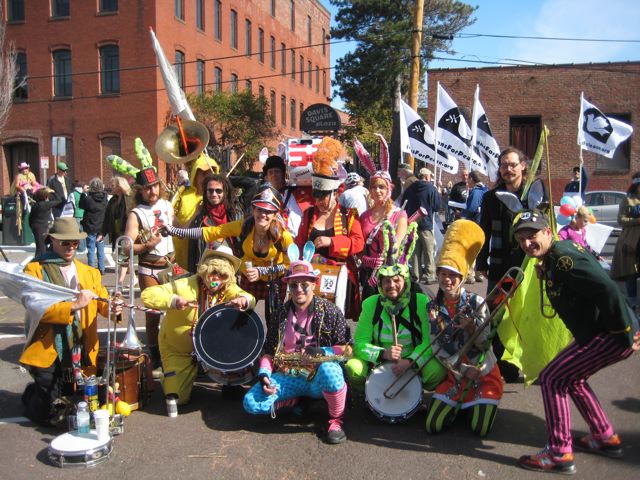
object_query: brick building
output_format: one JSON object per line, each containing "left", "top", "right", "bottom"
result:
{"left": 426, "top": 62, "right": 639, "bottom": 200}
{"left": 1, "top": 0, "right": 331, "bottom": 194}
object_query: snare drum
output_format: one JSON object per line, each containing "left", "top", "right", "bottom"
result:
{"left": 312, "top": 263, "right": 349, "bottom": 314}
{"left": 193, "top": 304, "right": 265, "bottom": 385}
{"left": 49, "top": 431, "right": 112, "bottom": 468}
{"left": 97, "top": 349, "right": 152, "bottom": 411}
{"left": 365, "top": 363, "right": 423, "bottom": 424}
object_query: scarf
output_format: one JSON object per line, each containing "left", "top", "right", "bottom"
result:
{"left": 380, "top": 285, "right": 411, "bottom": 318}
{"left": 206, "top": 203, "right": 228, "bottom": 227}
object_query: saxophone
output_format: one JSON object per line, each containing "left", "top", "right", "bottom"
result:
{"left": 273, "top": 346, "right": 352, "bottom": 381}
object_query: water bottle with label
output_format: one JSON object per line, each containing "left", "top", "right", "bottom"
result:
{"left": 76, "top": 401, "right": 90, "bottom": 434}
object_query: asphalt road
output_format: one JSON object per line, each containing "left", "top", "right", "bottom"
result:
{"left": 0, "top": 247, "right": 639, "bottom": 479}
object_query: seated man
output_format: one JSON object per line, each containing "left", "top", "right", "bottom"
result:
{"left": 141, "top": 246, "right": 255, "bottom": 410}
{"left": 345, "top": 222, "right": 447, "bottom": 397}
{"left": 20, "top": 217, "right": 121, "bottom": 427}
{"left": 243, "top": 256, "right": 351, "bottom": 444}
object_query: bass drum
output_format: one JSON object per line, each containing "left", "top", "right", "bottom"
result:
{"left": 365, "top": 362, "right": 423, "bottom": 424}
{"left": 192, "top": 304, "right": 265, "bottom": 386}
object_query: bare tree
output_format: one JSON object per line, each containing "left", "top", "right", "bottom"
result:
{"left": 0, "top": 12, "right": 18, "bottom": 135}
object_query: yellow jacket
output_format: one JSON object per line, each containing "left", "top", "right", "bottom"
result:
{"left": 19, "top": 259, "right": 110, "bottom": 374}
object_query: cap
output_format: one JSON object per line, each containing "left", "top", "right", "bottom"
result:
{"left": 57, "top": 162, "right": 69, "bottom": 172}
{"left": 419, "top": 167, "right": 433, "bottom": 178}
{"left": 398, "top": 163, "right": 412, "bottom": 172}
{"left": 263, "top": 155, "right": 286, "bottom": 174}
{"left": 512, "top": 209, "right": 550, "bottom": 235}
{"left": 283, "top": 260, "right": 319, "bottom": 282}
{"left": 251, "top": 183, "right": 283, "bottom": 212}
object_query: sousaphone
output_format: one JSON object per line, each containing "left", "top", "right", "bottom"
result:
{"left": 155, "top": 119, "right": 210, "bottom": 164}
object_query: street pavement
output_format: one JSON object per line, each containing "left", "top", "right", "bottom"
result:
{"left": 0, "top": 246, "right": 639, "bottom": 479}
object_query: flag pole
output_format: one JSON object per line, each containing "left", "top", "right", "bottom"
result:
{"left": 434, "top": 82, "right": 440, "bottom": 182}
{"left": 578, "top": 92, "right": 584, "bottom": 197}
{"left": 470, "top": 84, "right": 479, "bottom": 170}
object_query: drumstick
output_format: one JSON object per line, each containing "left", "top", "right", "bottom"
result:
{"left": 391, "top": 314, "right": 398, "bottom": 346}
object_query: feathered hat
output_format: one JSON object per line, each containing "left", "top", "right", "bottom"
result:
{"left": 311, "top": 137, "right": 344, "bottom": 192}
{"left": 353, "top": 134, "right": 392, "bottom": 199}
{"left": 436, "top": 219, "right": 485, "bottom": 279}
{"left": 106, "top": 137, "right": 159, "bottom": 186}
{"left": 377, "top": 220, "right": 418, "bottom": 287}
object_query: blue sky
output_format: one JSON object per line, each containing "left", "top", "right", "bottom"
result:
{"left": 326, "top": 0, "right": 640, "bottom": 110}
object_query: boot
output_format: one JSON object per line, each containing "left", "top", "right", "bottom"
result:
{"left": 323, "top": 385, "right": 347, "bottom": 444}
{"left": 149, "top": 345, "right": 163, "bottom": 379}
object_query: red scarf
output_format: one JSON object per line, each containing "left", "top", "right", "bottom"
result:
{"left": 205, "top": 203, "right": 228, "bottom": 227}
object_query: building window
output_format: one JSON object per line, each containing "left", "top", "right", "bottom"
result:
{"left": 52, "top": 0, "right": 70, "bottom": 17}
{"left": 290, "top": 50, "right": 295, "bottom": 79}
{"left": 230, "top": 10, "right": 238, "bottom": 49}
{"left": 270, "top": 0, "right": 276, "bottom": 17}
{"left": 290, "top": 98, "right": 296, "bottom": 130}
{"left": 315, "top": 66, "right": 319, "bottom": 93}
{"left": 300, "top": 103, "right": 304, "bottom": 124}
{"left": 509, "top": 116, "right": 541, "bottom": 160}
{"left": 231, "top": 73, "right": 238, "bottom": 93}
{"left": 258, "top": 85, "right": 265, "bottom": 98}
{"left": 258, "top": 29, "right": 264, "bottom": 63}
{"left": 595, "top": 113, "right": 632, "bottom": 171}
{"left": 174, "top": 51, "right": 185, "bottom": 89}
{"left": 299, "top": 55, "right": 304, "bottom": 84}
{"left": 270, "top": 90, "right": 276, "bottom": 122}
{"left": 270, "top": 36, "right": 276, "bottom": 69}
{"left": 307, "top": 60, "right": 312, "bottom": 89}
{"left": 290, "top": 1, "right": 295, "bottom": 31}
{"left": 245, "top": 19, "right": 252, "bottom": 56}
{"left": 174, "top": 0, "right": 184, "bottom": 21}
{"left": 196, "top": 60, "right": 205, "bottom": 94}
{"left": 280, "top": 43, "right": 286, "bottom": 76}
{"left": 196, "top": 0, "right": 205, "bottom": 30}
{"left": 281, "top": 95, "right": 286, "bottom": 127}
{"left": 100, "top": 45, "right": 120, "bottom": 94}
{"left": 307, "top": 15, "right": 311, "bottom": 45}
{"left": 14, "top": 52, "right": 28, "bottom": 100}
{"left": 99, "top": 0, "right": 118, "bottom": 13}
{"left": 322, "top": 28, "right": 326, "bottom": 56}
{"left": 8, "top": 0, "right": 25, "bottom": 21}
{"left": 245, "top": 80, "right": 252, "bottom": 92}
{"left": 322, "top": 70, "right": 327, "bottom": 96}
{"left": 53, "top": 49, "right": 72, "bottom": 97}
{"left": 100, "top": 135, "right": 121, "bottom": 183}
{"left": 214, "top": 67, "right": 222, "bottom": 91}
{"left": 214, "top": 0, "right": 222, "bottom": 40}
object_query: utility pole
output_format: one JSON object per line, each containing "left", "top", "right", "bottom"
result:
{"left": 407, "top": 0, "right": 425, "bottom": 170}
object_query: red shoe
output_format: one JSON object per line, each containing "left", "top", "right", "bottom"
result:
{"left": 573, "top": 434, "right": 623, "bottom": 458}
{"left": 518, "top": 447, "right": 576, "bottom": 475}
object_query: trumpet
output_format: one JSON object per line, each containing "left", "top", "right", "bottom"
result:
{"left": 383, "top": 266, "right": 524, "bottom": 400}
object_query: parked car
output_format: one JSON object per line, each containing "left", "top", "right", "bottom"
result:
{"left": 583, "top": 190, "right": 626, "bottom": 229}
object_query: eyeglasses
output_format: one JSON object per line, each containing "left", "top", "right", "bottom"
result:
{"left": 60, "top": 240, "right": 80, "bottom": 247}
{"left": 208, "top": 271, "right": 228, "bottom": 279}
{"left": 207, "top": 188, "right": 224, "bottom": 195}
{"left": 499, "top": 162, "right": 522, "bottom": 170}
{"left": 288, "top": 281, "right": 312, "bottom": 291}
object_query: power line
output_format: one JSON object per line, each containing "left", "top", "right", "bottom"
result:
{"left": 456, "top": 32, "right": 640, "bottom": 43}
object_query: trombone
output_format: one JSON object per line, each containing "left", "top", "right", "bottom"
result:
{"left": 383, "top": 266, "right": 525, "bottom": 400}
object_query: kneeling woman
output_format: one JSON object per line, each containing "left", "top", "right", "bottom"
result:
{"left": 243, "top": 249, "right": 351, "bottom": 444}
{"left": 141, "top": 246, "right": 255, "bottom": 408}
{"left": 425, "top": 220, "right": 503, "bottom": 437}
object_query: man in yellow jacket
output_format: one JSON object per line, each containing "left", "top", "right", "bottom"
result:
{"left": 20, "top": 217, "right": 119, "bottom": 427}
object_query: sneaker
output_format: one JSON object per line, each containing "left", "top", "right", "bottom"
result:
{"left": 518, "top": 447, "right": 576, "bottom": 475}
{"left": 573, "top": 434, "right": 623, "bottom": 458}
{"left": 152, "top": 366, "right": 163, "bottom": 380}
{"left": 475, "top": 273, "right": 486, "bottom": 282}
{"left": 326, "top": 418, "right": 347, "bottom": 444}
{"left": 465, "top": 277, "right": 476, "bottom": 284}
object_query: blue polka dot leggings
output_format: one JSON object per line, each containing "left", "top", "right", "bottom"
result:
{"left": 243, "top": 362, "right": 346, "bottom": 415}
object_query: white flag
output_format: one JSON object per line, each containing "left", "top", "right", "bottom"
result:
{"left": 150, "top": 28, "right": 195, "bottom": 121}
{"left": 436, "top": 83, "right": 484, "bottom": 172}
{"left": 400, "top": 100, "right": 458, "bottom": 174}
{"left": 578, "top": 94, "right": 632, "bottom": 158}
{"left": 471, "top": 85, "right": 500, "bottom": 182}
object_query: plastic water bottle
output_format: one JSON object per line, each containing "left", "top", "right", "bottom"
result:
{"left": 76, "top": 401, "right": 90, "bottom": 434}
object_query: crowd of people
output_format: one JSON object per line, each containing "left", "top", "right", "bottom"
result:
{"left": 12, "top": 139, "right": 640, "bottom": 474}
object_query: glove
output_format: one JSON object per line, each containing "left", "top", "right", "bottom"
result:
{"left": 361, "top": 255, "right": 383, "bottom": 269}
{"left": 367, "top": 274, "right": 379, "bottom": 288}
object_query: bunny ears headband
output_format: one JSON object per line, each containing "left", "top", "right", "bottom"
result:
{"left": 106, "top": 138, "right": 158, "bottom": 186}
{"left": 283, "top": 242, "right": 320, "bottom": 282}
{"left": 353, "top": 134, "right": 392, "bottom": 187}
{"left": 377, "top": 220, "right": 418, "bottom": 281}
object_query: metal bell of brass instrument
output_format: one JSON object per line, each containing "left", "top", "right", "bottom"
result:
{"left": 115, "top": 235, "right": 142, "bottom": 351}
{"left": 155, "top": 119, "right": 210, "bottom": 164}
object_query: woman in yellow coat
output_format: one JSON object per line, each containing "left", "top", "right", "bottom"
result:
{"left": 141, "top": 246, "right": 255, "bottom": 407}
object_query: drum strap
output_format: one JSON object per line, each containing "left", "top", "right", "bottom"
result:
{"left": 372, "top": 293, "right": 421, "bottom": 347}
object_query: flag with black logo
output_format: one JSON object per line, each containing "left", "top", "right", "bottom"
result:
{"left": 436, "top": 83, "right": 484, "bottom": 172}
{"left": 471, "top": 85, "right": 500, "bottom": 182}
{"left": 578, "top": 94, "right": 633, "bottom": 158}
{"left": 400, "top": 100, "right": 458, "bottom": 174}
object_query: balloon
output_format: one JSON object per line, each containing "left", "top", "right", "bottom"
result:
{"left": 559, "top": 204, "right": 576, "bottom": 216}
{"left": 560, "top": 196, "right": 575, "bottom": 207}
{"left": 556, "top": 214, "right": 571, "bottom": 226}
{"left": 572, "top": 195, "right": 583, "bottom": 208}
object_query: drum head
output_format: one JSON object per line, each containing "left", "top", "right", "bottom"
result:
{"left": 50, "top": 431, "right": 110, "bottom": 454}
{"left": 365, "top": 363, "right": 423, "bottom": 420}
{"left": 193, "top": 304, "right": 265, "bottom": 372}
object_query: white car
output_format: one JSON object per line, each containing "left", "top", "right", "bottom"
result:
{"left": 583, "top": 191, "right": 626, "bottom": 229}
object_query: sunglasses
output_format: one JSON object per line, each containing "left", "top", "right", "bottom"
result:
{"left": 207, "top": 188, "right": 224, "bottom": 195}
{"left": 288, "top": 281, "right": 313, "bottom": 291}
{"left": 59, "top": 240, "right": 80, "bottom": 247}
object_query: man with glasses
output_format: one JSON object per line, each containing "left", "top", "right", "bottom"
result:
{"left": 243, "top": 259, "right": 351, "bottom": 444}
{"left": 47, "top": 161, "right": 73, "bottom": 218}
{"left": 20, "top": 217, "right": 121, "bottom": 427}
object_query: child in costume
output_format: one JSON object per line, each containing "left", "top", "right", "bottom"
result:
{"left": 424, "top": 219, "right": 504, "bottom": 437}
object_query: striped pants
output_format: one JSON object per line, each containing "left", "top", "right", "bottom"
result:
{"left": 539, "top": 333, "right": 633, "bottom": 454}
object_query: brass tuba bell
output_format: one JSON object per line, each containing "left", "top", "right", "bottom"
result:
{"left": 155, "top": 119, "right": 210, "bottom": 164}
